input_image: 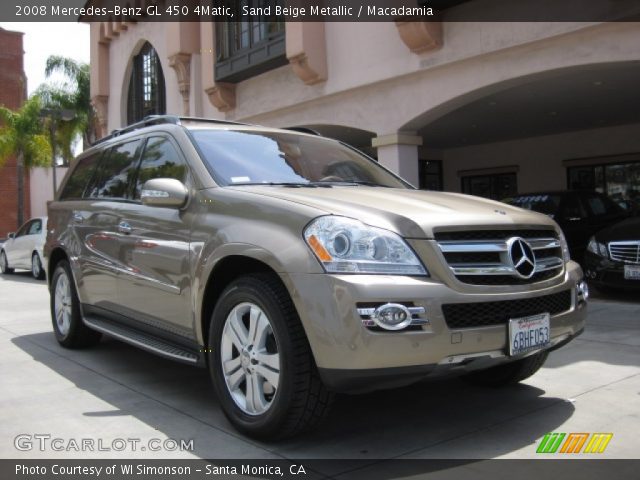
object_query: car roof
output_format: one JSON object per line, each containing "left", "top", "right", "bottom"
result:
{"left": 79, "top": 115, "right": 324, "bottom": 160}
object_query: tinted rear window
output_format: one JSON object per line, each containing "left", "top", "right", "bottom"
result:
{"left": 85, "top": 140, "right": 142, "bottom": 199}
{"left": 59, "top": 153, "right": 101, "bottom": 200}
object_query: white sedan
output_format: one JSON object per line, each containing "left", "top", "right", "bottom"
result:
{"left": 1, "top": 216, "right": 47, "bottom": 280}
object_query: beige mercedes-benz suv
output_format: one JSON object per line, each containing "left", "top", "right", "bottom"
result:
{"left": 45, "top": 116, "right": 588, "bottom": 439}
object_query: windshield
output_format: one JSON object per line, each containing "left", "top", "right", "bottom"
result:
{"left": 503, "top": 194, "right": 562, "bottom": 216}
{"left": 189, "top": 129, "right": 409, "bottom": 188}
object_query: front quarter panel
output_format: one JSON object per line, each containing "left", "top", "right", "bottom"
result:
{"left": 192, "top": 187, "right": 326, "bottom": 343}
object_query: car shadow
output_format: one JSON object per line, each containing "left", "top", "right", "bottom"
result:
{"left": 10, "top": 331, "right": 575, "bottom": 471}
{"left": 1, "top": 271, "right": 46, "bottom": 285}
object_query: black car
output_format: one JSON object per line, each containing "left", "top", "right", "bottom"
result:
{"left": 503, "top": 191, "right": 628, "bottom": 263}
{"left": 584, "top": 216, "right": 640, "bottom": 291}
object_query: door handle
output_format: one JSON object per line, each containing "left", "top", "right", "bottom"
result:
{"left": 72, "top": 213, "right": 84, "bottom": 224}
{"left": 118, "top": 221, "right": 132, "bottom": 234}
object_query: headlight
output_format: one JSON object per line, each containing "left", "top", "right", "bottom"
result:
{"left": 557, "top": 229, "right": 571, "bottom": 262}
{"left": 304, "top": 216, "right": 427, "bottom": 275}
{"left": 587, "top": 236, "right": 608, "bottom": 258}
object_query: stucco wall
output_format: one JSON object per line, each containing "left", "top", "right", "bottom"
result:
{"left": 441, "top": 123, "right": 640, "bottom": 193}
{"left": 95, "top": 18, "right": 640, "bottom": 187}
{"left": 30, "top": 167, "right": 68, "bottom": 218}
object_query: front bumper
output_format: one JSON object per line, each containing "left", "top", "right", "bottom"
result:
{"left": 284, "top": 262, "right": 587, "bottom": 393}
{"left": 584, "top": 251, "right": 640, "bottom": 291}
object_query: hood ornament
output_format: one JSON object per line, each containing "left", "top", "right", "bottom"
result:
{"left": 507, "top": 237, "right": 536, "bottom": 279}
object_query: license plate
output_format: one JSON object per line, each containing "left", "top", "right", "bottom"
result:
{"left": 508, "top": 313, "right": 550, "bottom": 356}
{"left": 624, "top": 264, "right": 640, "bottom": 280}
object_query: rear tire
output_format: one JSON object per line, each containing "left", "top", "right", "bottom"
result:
{"left": 208, "top": 273, "right": 333, "bottom": 439}
{"left": 50, "top": 260, "right": 101, "bottom": 348}
{"left": 463, "top": 351, "right": 549, "bottom": 387}
{"left": 1, "top": 251, "right": 14, "bottom": 274}
{"left": 32, "top": 252, "right": 45, "bottom": 280}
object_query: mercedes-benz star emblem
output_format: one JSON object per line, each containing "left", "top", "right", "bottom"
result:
{"left": 507, "top": 237, "right": 536, "bottom": 279}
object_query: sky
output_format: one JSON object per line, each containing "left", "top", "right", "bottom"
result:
{"left": 0, "top": 22, "right": 90, "bottom": 95}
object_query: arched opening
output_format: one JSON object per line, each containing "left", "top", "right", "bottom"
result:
{"left": 401, "top": 62, "right": 640, "bottom": 202}
{"left": 126, "top": 41, "right": 166, "bottom": 124}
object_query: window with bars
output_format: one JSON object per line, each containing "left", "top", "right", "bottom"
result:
{"left": 127, "top": 42, "right": 166, "bottom": 125}
{"left": 568, "top": 160, "right": 640, "bottom": 213}
{"left": 419, "top": 160, "right": 443, "bottom": 191}
{"left": 215, "top": 0, "right": 286, "bottom": 83}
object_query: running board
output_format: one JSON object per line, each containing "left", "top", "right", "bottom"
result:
{"left": 83, "top": 316, "right": 202, "bottom": 366}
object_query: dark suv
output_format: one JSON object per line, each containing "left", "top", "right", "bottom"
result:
{"left": 503, "top": 191, "right": 628, "bottom": 263}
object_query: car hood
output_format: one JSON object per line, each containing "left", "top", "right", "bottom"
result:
{"left": 235, "top": 186, "right": 557, "bottom": 238}
{"left": 596, "top": 216, "right": 640, "bottom": 242}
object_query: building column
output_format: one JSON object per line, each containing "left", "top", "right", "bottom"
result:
{"left": 89, "top": 22, "right": 111, "bottom": 139}
{"left": 372, "top": 133, "right": 423, "bottom": 186}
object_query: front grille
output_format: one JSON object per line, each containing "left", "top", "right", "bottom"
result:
{"left": 442, "top": 290, "right": 572, "bottom": 329}
{"left": 434, "top": 227, "right": 564, "bottom": 286}
{"left": 608, "top": 241, "right": 640, "bottom": 264}
{"left": 460, "top": 269, "right": 560, "bottom": 285}
{"left": 435, "top": 230, "right": 557, "bottom": 242}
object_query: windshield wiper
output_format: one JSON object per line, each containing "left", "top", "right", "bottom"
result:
{"left": 313, "top": 180, "right": 389, "bottom": 187}
{"left": 230, "top": 182, "right": 322, "bottom": 188}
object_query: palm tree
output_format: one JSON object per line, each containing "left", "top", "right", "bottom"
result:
{"left": 39, "top": 55, "right": 94, "bottom": 161}
{"left": 0, "top": 96, "right": 52, "bottom": 227}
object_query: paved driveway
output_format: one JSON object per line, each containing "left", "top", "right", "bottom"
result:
{"left": 0, "top": 272, "right": 638, "bottom": 465}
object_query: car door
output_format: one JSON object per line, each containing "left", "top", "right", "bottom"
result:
{"left": 22, "top": 219, "right": 44, "bottom": 267}
{"left": 556, "top": 193, "right": 590, "bottom": 262}
{"left": 76, "top": 140, "right": 143, "bottom": 312}
{"left": 6, "top": 220, "right": 33, "bottom": 268}
{"left": 112, "top": 135, "right": 194, "bottom": 339}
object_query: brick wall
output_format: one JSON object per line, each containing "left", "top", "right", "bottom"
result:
{"left": 0, "top": 27, "right": 29, "bottom": 237}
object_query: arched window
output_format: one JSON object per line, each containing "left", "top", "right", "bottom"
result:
{"left": 127, "top": 42, "right": 166, "bottom": 124}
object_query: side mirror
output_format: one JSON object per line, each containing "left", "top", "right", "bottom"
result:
{"left": 8, "top": 232, "right": 15, "bottom": 239}
{"left": 141, "top": 178, "right": 188, "bottom": 208}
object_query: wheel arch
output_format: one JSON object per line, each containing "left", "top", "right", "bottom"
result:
{"left": 47, "top": 247, "right": 69, "bottom": 288}
{"left": 199, "top": 255, "right": 286, "bottom": 350}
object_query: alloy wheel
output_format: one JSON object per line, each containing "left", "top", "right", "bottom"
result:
{"left": 54, "top": 271, "right": 72, "bottom": 336}
{"left": 220, "top": 302, "right": 280, "bottom": 416}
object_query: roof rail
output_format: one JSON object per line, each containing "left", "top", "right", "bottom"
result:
{"left": 284, "top": 127, "right": 322, "bottom": 136}
{"left": 177, "top": 116, "right": 249, "bottom": 126}
{"left": 91, "top": 115, "right": 250, "bottom": 146}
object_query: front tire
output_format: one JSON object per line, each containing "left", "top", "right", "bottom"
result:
{"left": 32, "top": 252, "right": 45, "bottom": 280}
{"left": 463, "top": 351, "right": 549, "bottom": 387}
{"left": 0, "top": 251, "right": 13, "bottom": 274}
{"left": 208, "top": 274, "right": 333, "bottom": 439}
{"left": 50, "top": 260, "right": 101, "bottom": 348}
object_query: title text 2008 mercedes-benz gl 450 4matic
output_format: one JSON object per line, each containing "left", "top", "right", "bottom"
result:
{"left": 45, "top": 116, "right": 588, "bottom": 439}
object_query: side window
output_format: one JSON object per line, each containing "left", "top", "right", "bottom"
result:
{"left": 86, "top": 140, "right": 142, "bottom": 199}
{"left": 584, "top": 194, "right": 622, "bottom": 217}
{"left": 27, "top": 220, "right": 42, "bottom": 235}
{"left": 15, "top": 221, "right": 31, "bottom": 238}
{"left": 59, "top": 153, "right": 101, "bottom": 200}
{"left": 133, "top": 136, "right": 188, "bottom": 199}
{"left": 587, "top": 195, "right": 607, "bottom": 216}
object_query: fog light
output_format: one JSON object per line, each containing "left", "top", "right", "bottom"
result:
{"left": 372, "top": 303, "right": 413, "bottom": 331}
{"left": 577, "top": 280, "right": 589, "bottom": 302}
